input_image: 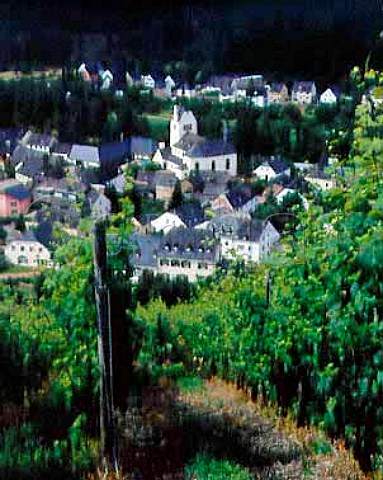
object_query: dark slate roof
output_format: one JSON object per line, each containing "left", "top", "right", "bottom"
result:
{"left": 99, "top": 140, "right": 130, "bottom": 164}
{"left": 52, "top": 142, "right": 72, "bottom": 155}
{"left": 269, "top": 82, "right": 287, "bottom": 93}
{"left": 268, "top": 157, "right": 290, "bottom": 174}
{"left": 16, "top": 156, "right": 44, "bottom": 179}
{"left": 70, "top": 144, "right": 100, "bottom": 164}
{"left": 292, "top": 81, "right": 316, "bottom": 93}
{"left": 208, "top": 74, "right": 238, "bottom": 95}
{"left": 174, "top": 132, "right": 236, "bottom": 158}
{"left": 154, "top": 171, "right": 178, "bottom": 187}
{"left": 0, "top": 182, "right": 30, "bottom": 200}
{"left": 130, "top": 233, "right": 161, "bottom": 269}
{"left": 237, "top": 219, "right": 264, "bottom": 241}
{"left": 161, "top": 147, "right": 184, "bottom": 167}
{"left": 77, "top": 167, "right": 101, "bottom": 187}
{"left": 130, "top": 136, "right": 158, "bottom": 156}
{"left": 175, "top": 202, "right": 205, "bottom": 228}
{"left": 159, "top": 227, "right": 219, "bottom": 262}
{"left": 226, "top": 190, "right": 253, "bottom": 210}
{"left": 209, "top": 213, "right": 250, "bottom": 237}
{"left": 136, "top": 171, "right": 156, "bottom": 186}
{"left": 11, "top": 145, "right": 46, "bottom": 167}
{"left": 24, "top": 132, "right": 56, "bottom": 148}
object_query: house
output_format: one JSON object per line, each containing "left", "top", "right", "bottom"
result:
{"left": 253, "top": 156, "right": 291, "bottom": 182}
{"left": 78, "top": 63, "right": 91, "bottom": 81}
{"left": 164, "top": 75, "right": 176, "bottom": 96}
{"left": 33, "top": 178, "right": 82, "bottom": 203}
{"left": 193, "top": 171, "right": 232, "bottom": 204}
{"left": 226, "top": 188, "right": 258, "bottom": 214}
{"left": 0, "top": 179, "right": 31, "bottom": 217}
{"left": 305, "top": 170, "right": 336, "bottom": 190}
{"left": 21, "top": 130, "right": 57, "bottom": 153}
{"left": 141, "top": 74, "right": 156, "bottom": 89}
{"left": 231, "top": 75, "right": 264, "bottom": 94}
{"left": 320, "top": 88, "right": 339, "bottom": 105}
{"left": 4, "top": 230, "right": 51, "bottom": 267}
{"left": 266, "top": 83, "right": 289, "bottom": 104}
{"left": 291, "top": 81, "right": 317, "bottom": 105}
{"left": 99, "top": 139, "right": 131, "bottom": 166}
{"left": 209, "top": 213, "right": 280, "bottom": 263}
{"left": 14, "top": 156, "right": 45, "bottom": 186}
{"left": 69, "top": 144, "right": 100, "bottom": 168}
{"left": 133, "top": 171, "right": 156, "bottom": 199}
{"left": 107, "top": 173, "right": 126, "bottom": 194}
{"left": 153, "top": 105, "right": 237, "bottom": 179}
{"left": 156, "top": 227, "right": 220, "bottom": 281}
{"left": 88, "top": 191, "right": 112, "bottom": 218}
{"left": 154, "top": 171, "right": 178, "bottom": 203}
{"left": 210, "top": 193, "right": 234, "bottom": 216}
{"left": 100, "top": 69, "right": 113, "bottom": 90}
{"left": 275, "top": 187, "right": 309, "bottom": 210}
{"left": 150, "top": 212, "right": 186, "bottom": 234}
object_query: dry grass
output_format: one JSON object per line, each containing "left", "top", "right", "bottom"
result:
{"left": 0, "top": 69, "right": 62, "bottom": 81}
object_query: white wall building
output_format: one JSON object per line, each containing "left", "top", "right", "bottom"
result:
{"left": 320, "top": 88, "right": 338, "bottom": 104}
{"left": 150, "top": 212, "right": 186, "bottom": 234}
{"left": 5, "top": 234, "right": 51, "bottom": 268}
{"left": 153, "top": 105, "right": 237, "bottom": 179}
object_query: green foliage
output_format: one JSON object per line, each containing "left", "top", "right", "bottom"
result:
{"left": 185, "top": 453, "right": 253, "bottom": 480}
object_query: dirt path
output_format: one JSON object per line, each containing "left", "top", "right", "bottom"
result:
{"left": 177, "top": 378, "right": 366, "bottom": 480}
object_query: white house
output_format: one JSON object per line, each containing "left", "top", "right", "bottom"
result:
{"left": 4, "top": 231, "right": 51, "bottom": 268}
{"left": 253, "top": 157, "right": 290, "bottom": 182}
{"left": 305, "top": 171, "right": 336, "bottom": 190}
{"left": 164, "top": 75, "right": 176, "bottom": 96}
{"left": 101, "top": 69, "right": 113, "bottom": 90}
{"left": 141, "top": 74, "right": 155, "bottom": 89}
{"left": 291, "top": 81, "right": 317, "bottom": 104}
{"left": 209, "top": 213, "right": 280, "bottom": 263}
{"left": 320, "top": 88, "right": 338, "bottom": 105}
{"left": 275, "top": 188, "right": 309, "bottom": 210}
{"left": 150, "top": 212, "right": 186, "bottom": 234}
{"left": 153, "top": 105, "right": 237, "bottom": 179}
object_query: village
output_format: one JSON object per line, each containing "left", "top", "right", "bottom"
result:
{"left": 0, "top": 64, "right": 346, "bottom": 280}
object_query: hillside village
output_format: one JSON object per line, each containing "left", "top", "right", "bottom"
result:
{"left": 0, "top": 68, "right": 344, "bottom": 279}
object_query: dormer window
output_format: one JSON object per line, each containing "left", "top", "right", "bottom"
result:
{"left": 173, "top": 244, "right": 179, "bottom": 252}
{"left": 164, "top": 244, "right": 170, "bottom": 251}
{"left": 198, "top": 246, "right": 204, "bottom": 253}
{"left": 185, "top": 245, "right": 193, "bottom": 252}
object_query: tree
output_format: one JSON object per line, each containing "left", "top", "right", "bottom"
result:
{"left": 168, "top": 180, "right": 183, "bottom": 210}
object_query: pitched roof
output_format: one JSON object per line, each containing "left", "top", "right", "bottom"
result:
{"left": 154, "top": 171, "right": 178, "bottom": 187}
{"left": 269, "top": 82, "right": 287, "bottom": 93}
{"left": 175, "top": 202, "right": 205, "bottom": 227}
{"left": 52, "top": 142, "right": 73, "bottom": 155}
{"left": 130, "top": 233, "right": 161, "bottom": 268}
{"left": 99, "top": 140, "right": 130, "bottom": 164}
{"left": 16, "top": 156, "right": 44, "bottom": 179}
{"left": 159, "top": 227, "right": 219, "bottom": 262}
{"left": 160, "top": 147, "right": 184, "bottom": 167}
{"left": 22, "top": 130, "right": 56, "bottom": 149}
{"left": 292, "top": 81, "right": 316, "bottom": 93}
{"left": 268, "top": 157, "right": 289, "bottom": 174}
{"left": 130, "top": 136, "right": 158, "bottom": 156}
{"left": 11, "top": 145, "right": 46, "bottom": 167}
{"left": 226, "top": 190, "right": 254, "bottom": 210}
{"left": 70, "top": 144, "right": 100, "bottom": 164}
{"left": 0, "top": 179, "right": 31, "bottom": 200}
{"left": 174, "top": 132, "right": 236, "bottom": 158}
{"left": 209, "top": 212, "right": 251, "bottom": 237}
{"left": 108, "top": 174, "right": 126, "bottom": 194}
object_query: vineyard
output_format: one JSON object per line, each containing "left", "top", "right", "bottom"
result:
{"left": 1, "top": 68, "right": 383, "bottom": 478}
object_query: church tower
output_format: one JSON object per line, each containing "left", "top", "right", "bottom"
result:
{"left": 170, "top": 105, "right": 198, "bottom": 147}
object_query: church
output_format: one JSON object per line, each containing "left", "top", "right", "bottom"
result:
{"left": 152, "top": 105, "right": 237, "bottom": 179}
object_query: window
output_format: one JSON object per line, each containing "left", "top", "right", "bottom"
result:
{"left": 171, "top": 259, "right": 180, "bottom": 267}
{"left": 29, "top": 246, "right": 34, "bottom": 252}
{"left": 18, "top": 255, "right": 28, "bottom": 265}
{"left": 39, "top": 247, "right": 43, "bottom": 253}
{"left": 10, "top": 201, "right": 17, "bottom": 207}
{"left": 20, "top": 246, "right": 25, "bottom": 252}
{"left": 11, "top": 209, "right": 18, "bottom": 215}
{"left": 211, "top": 160, "right": 216, "bottom": 172}
{"left": 195, "top": 162, "right": 199, "bottom": 171}
{"left": 184, "top": 123, "right": 193, "bottom": 132}
{"left": 226, "top": 158, "right": 230, "bottom": 170}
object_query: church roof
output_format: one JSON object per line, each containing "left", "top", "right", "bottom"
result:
{"left": 173, "top": 132, "right": 236, "bottom": 158}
